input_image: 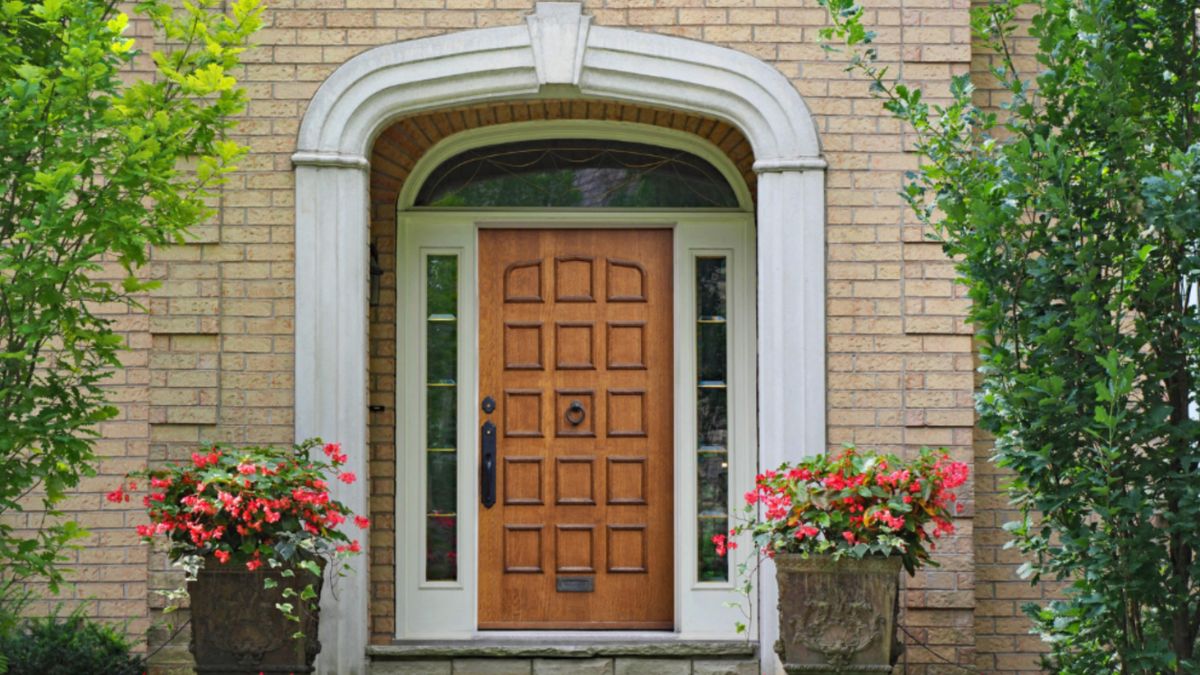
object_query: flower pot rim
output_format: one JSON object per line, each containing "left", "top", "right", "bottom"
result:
{"left": 774, "top": 552, "right": 904, "bottom": 574}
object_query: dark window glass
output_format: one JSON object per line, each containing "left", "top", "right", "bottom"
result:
{"left": 415, "top": 139, "right": 739, "bottom": 208}
{"left": 427, "top": 515, "right": 458, "bottom": 581}
{"left": 426, "top": 255, "right": 458, "bottom": 581}
{"left": 698, "top": 518, "right": 729, "bottom": 583}
{"left": 696, "top": 257, "right": 730, "bottom": 582}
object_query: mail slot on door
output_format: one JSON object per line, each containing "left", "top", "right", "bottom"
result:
{"left": 556, "top": 576, "right": 594, "bottom": 593}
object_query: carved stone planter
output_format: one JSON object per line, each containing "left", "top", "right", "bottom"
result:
{"left": 774, "top": 554, "right": 902, "bottom": 674}
{"left": 188, "top": 559, "right": 322, "bottom": 674}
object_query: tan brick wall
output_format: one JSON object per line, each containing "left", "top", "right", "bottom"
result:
{"left": 21, "top": 0, "right": 1022, "bottom": 671}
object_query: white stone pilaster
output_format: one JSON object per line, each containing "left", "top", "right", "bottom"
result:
{"left": 754, "top": 164, "right": 826, "bottom": 674}
{"left": 295, "top": 160, "right": 371, "bottom": 675}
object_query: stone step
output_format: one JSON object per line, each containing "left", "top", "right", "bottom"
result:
{"left": 367, "top": 640, "right": 758, "bottom": 675}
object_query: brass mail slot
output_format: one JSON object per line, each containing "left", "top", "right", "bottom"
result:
{"left": 556, "top": 576, "right": 594, "bottom": 593}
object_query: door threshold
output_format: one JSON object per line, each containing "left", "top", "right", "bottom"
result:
{"left": 367, "top": 637, "right": 756, "bottom": 660}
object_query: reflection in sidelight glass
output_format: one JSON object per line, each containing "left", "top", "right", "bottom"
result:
{"left": 696, "top": 256, "right": 730, "bottom": 582}
{"left": 426, "top": 255, "right": 458, "bottom": 581}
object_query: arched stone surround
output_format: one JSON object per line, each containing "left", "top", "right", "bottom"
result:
{"left": 293, "top": 4, "right": 825, "bottom": 673}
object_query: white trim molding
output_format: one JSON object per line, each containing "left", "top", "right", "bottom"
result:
{"left": 393, "top": 211, "right": 759, "bottom": 644}
{"left": 292, "top": 4, "right": 826, "bottom": 673}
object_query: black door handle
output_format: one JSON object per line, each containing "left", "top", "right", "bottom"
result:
{"left": 481, "top": 420, "right": 496, "bottom": 508}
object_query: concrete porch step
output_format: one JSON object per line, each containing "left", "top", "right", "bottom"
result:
{"left": 367, "top": 640, "right": 758, "bottom": 675}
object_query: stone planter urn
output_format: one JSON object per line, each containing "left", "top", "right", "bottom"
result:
{"left": 774, "top": 554, "right": 902, "bottom": 674}
{"left": 188, "top": 559, "right": 323, "bottom": 674}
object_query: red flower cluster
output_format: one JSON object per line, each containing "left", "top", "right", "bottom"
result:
{"left": 710, "top": 533, "right": 738, "bottom": 557}
{"left": 717, "top": 446, "right": 969, "bottom": 574}
{"left": 112, "top": 439, "right": 368, "bottom": 571}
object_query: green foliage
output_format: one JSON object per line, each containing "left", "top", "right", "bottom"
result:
{"left": 819, "top": 0, "right": 1200, "bottom": 670}
{"left": 0, "top": 1, "right": 262, "bottom": 593}
{"left": 0, "top": 579, "right": 32, "bottom": 668}
{"left": 0, "top": 606, "right": 145, "bottom": 675}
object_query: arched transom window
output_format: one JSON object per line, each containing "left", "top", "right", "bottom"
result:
{"left": 414, "top": 139, "right": 740, "bottom": 208}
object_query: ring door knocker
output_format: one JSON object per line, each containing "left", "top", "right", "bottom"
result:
{"left": 565, "top": 399, "right": 586, "bottom": 427}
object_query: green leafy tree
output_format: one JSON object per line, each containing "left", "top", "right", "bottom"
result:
{"left": 0, "top": 0, "right": 263, "bottom": 598}
{"left": 818, "top": 0, "right": 1200, "bottom": 671}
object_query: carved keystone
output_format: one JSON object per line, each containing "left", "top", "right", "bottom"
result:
{"left": 526, "top": 2, "right": 592, "bottom": 86}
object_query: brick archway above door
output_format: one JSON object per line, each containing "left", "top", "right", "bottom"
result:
{"left": 368, "top": 100, "right": 759, "bottom": 258}
{"left": 369, "top": 99, "right": 759, "bottom": 215}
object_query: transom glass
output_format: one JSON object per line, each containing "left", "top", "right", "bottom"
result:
{"left": 414, "top": 139, "right": 739, "bottom": 208}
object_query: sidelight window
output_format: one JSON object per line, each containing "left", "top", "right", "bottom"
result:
{"left": 696, "top": 257, "right": 730, "bottom": 582}
{"left": 425, "top": 254, "right": 459, "bottom": 581}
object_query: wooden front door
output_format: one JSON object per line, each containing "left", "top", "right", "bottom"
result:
{"left": 478, "top": 228, "right": 674, "bottom": 629}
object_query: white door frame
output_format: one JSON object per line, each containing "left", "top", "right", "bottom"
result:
{"left": 395, "top": 211, "right": 757, "bottom": 640}
{"left": 292, "top": 4, "right": 825, "bottom": 673}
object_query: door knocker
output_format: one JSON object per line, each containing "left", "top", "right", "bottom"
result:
{"left": 565, "top": 400, "right": 586, "bottom": 426}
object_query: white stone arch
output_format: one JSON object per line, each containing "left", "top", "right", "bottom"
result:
{"left": 292, "top": 4, "right": 826, "bottom": 673}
